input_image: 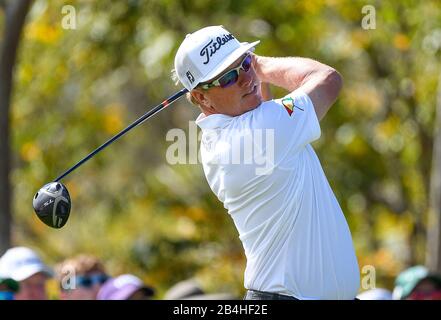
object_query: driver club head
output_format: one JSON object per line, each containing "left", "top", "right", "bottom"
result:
{"left": 33, "top": 182, "right": 71, "bottom": 229}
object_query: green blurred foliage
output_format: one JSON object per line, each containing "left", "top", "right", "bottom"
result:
{"left": 6, "top": 0, "right": 441, "bottom": 297}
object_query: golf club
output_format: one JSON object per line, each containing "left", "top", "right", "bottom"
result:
{"left": 32, "top": 88, "right": 189, "bottom": 229}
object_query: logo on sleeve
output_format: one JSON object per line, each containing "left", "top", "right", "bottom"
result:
{"left": 281, "top": 97, "right": 304, "bottom": 116}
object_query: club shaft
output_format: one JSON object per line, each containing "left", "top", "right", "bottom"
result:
{"left": 55, "top": 88, "right": 189, "bottom": 182}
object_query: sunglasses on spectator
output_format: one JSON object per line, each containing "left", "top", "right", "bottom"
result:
{"left": 76, "top": 274, "right": 109, "bottom": 288}
{"left": 200, "top": 53, "right": 252, "bottom": 90}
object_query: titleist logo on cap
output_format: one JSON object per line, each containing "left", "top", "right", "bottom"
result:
{"left": 200, "top": 33, "right": 235, "bottom": 65}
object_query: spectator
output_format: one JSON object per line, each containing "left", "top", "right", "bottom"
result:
{"left": 0, "top": 275, "right": 19, "bottom": 300}
{"left": 56, "top": 254, "right": 109, "bottom": 300}
{"left": 164, "top": 278, "right": 237, "bottom": 300}
{"left": 0, "top": 246, "right": 53, "bottom": 300}
{"left": 97, "top": 274, "right": 155, "bottom": 300}
{"left": 393, "top": 265, "right": 441, "bottom": 300}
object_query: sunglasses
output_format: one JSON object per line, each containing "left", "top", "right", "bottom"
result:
{"left": 200, "top": 53, "right": 252, "bottom": 90}
{"left": 72, "top": 274, "right": 109, "bottom": 289}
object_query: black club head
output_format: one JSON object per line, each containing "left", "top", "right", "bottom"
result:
{"left": 33, "top": 182, "right": 71, "bottom": 229}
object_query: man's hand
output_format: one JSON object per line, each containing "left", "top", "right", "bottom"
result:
{"left": 252, "top": 54, "right": 343, "bottom": 121}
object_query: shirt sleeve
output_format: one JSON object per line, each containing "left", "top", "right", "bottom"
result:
{"left": 251, "top": 89, "right": 321, "bottom": 158}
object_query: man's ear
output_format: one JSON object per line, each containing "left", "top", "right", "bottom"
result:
{"left": 191, "top": 89, "right": 206, "bottom": 106}
{"left": 191, "top": 89, "right": 215, "bottom": 113}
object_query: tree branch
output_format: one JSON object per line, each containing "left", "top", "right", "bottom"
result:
{"left": 427, "top": 70, "right": 441, "bottom": 272}
{"left": 0, "top": 0, "right": 33, "bottom": 253}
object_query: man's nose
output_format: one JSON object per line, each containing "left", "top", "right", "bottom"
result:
{"left": 237, "top": 68, "right": 253, "bottom": 88}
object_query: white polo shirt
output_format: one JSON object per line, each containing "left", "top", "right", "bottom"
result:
{"left": 195, "top": 90, "right": 360, "bottom": 300}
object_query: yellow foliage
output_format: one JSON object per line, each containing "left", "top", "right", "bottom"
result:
{"left": 197, "top": 254, "right": 245, "bottom": 296}
{"left": 343, "top": 84, "right": 383, "bottom": 117}
{"left": 393, "top": 33, "right": 411, "bottom": 51}
{"left": 351, "top": 30, "right": 370, "bottom": 49}
{"left": 372, "top": 248, "right": 401, "bottom": 275}
{"left": 175, "top": 217, "right": 197, "bottom": 239}
{"left": 347, "top": 136, "right": 368, "bottom": 157}
{"left": 403, "top": 170, "right": 426, "bottom": 206}
{"left": 55, "top": 64, "right": 69, "bottom": 83}
{"left": 375, "top": 209, "right": 412, "bottom": 239}
{"left": 26, "top": 21, "right": 61, "bottom": 44}
{"left": 185, "top": 206, "right": 208, "bottom": 222}
{"left": 20, "top": 142, "right": 41, "bottom": 162}
{"left": 18, "top": 64, "right": 33, "bottom": 84}
{"left": 103, "top": 104, "right": 124, "bottom": 135}
{"left": 358, "top": 249, "right": 402, "bottom": 278}
{"left": 72, "top": 45, "right": 93, "bottom": 68}
{"left": 30, "top": 212, "right": 47, "bottom": 235}
{"left": 65, "top": 181, "right": 78, "bottom": 200}
{"left": 301, "top": 0, "right": 325, "bottom": 14}
{"left": 45, "top": 278, "right": 61, "bottom": 300}
{"left": 375, "top": 115, "right": 401, "bottom": 140}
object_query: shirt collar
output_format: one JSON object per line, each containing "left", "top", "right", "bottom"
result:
{"left": 195, "top": 113, "right": 234, "bottom": 130}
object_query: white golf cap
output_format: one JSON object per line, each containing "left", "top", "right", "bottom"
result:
{"left": 357, "top": 288, "right": 393, "bottom": 300}
{"left": 0, "top": 247, "right": 53, "bottom": 281}
{"left": 174, "top": 25, "right": 260, "bottom": 91}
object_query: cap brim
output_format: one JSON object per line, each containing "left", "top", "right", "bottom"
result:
{"left": 10, "top": 264, "right": 53, "bottom": 282}
{"left": 199, "top": 40, "right": 260, "bottom": 84}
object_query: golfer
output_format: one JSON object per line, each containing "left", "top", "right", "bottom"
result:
{"left": 173, "top": 25, "right": 360, "bottom": 300}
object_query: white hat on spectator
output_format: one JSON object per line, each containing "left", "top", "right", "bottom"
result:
{"left": 0, "top": 247, "right": 53, "bottom": 281}
{"left": 357, "top": 288, "right": 393, "bottom": 300}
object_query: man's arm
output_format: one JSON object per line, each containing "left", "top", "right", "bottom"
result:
{"left": 253, "top": 55, "right": 343, "bottom": 121}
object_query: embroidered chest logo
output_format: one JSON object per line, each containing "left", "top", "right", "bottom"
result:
{"left": 281, "top": 97, "right": 304, "bottom": 116}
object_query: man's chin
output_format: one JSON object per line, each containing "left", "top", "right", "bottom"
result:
{"left": 245, "top": 96, "right": 263, "bottom": 112}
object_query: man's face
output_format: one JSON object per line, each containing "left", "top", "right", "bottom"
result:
{"left": 192, "top": 54, "right": 263, "bottom": 117}
{"left": 407, "top": 279, "right": 441, "bottom": 300}
{"left": 15, "top": 272, "right": 48, "bottom": 300}
{"left": 59, "top": 272, "right": 108, "bottom": 300}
